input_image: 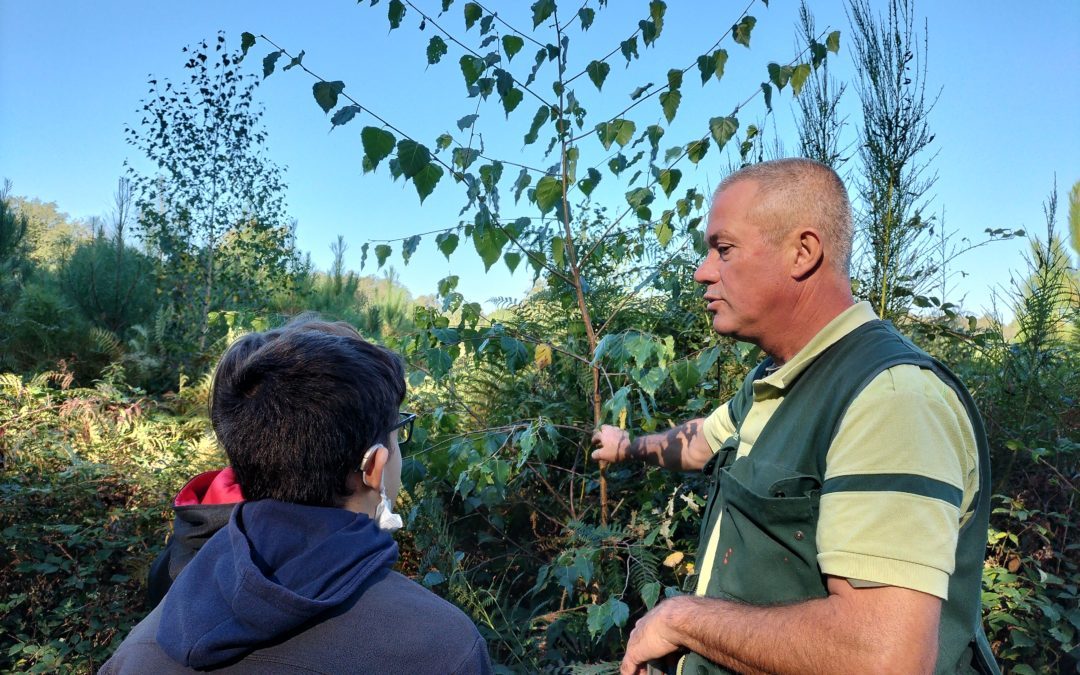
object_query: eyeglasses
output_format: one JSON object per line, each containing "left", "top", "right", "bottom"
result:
{"left": 389, "top": 411, "right": 417, "bottom": 446}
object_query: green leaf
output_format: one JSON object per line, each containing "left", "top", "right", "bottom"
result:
{"left": 641, "top": 581, "right": 661, "bottom": 610}
{"left": 402, "top": 235, "right": 421, "bottom": 263}
{"left": 262, "top": 50, "right": 282, "bottom": 78}
{"left": 375, "top": 244, "right": 392, "bottom": 267}
{"left": 387, "top": 0, "right": 406, "bottom": 29}
{"left": 504, "top": 251, "right": 521, "bottom": 273}
{"left": 650, "top": 0, "right": 666, "bottom": 35}
{"left": 436, "top": 232, "right": 459, "bottom": 259}
{"left": 630, "top": 82, "right": 653, "bottom": 100}
{"left": 459, "top": 55, "right": 486, "bottom": 87}
{"left": 732, "top": 15, "right": 756, "bottom": 48}
{"left": 425, "top": 347, "right": 453, "bottom": 379}
{"left": 578, "top": 167, "right": 601, "bottom": 197}
{"left": 500, "top": 336, "right": 528, "bottom": 373}
{"left": 670, "top": 359, "right": 701, "bottom": 393}
{"left": 453, "top": 147, "right": 479, "bottom": 170}
{"left": 361, "top": 127, "right": 396, "bottom": 172}
{"left": 761, "top": 82, "right": 773, "bottom": 112}
{"left": 713, "top": 49, "right": 728, "bottom": 81}
{"left": 626, "top": 187, "right": 654, "bottom": 211}
{"left": 513, "top": 168, "right": 532, "bottom": 203}
{"left": 767, "top": 62, "right": 791, "bottom": 90}
{"left": 396, "top": 139, "right": 432, "bottom": 178}
{"left": 473, "top": 220, "right": 508, "bottom": 270}
{"left": 531, "top": 0, "right": 555, "bottom": 27}
{"left": 313, "top": 80, "right": 345, "bottom": 114}
{"left": 810, "top": 41, "right": 828, "bottom": 69}
{"left": 427, "top": 36, "right": 448, "bottom": 65}
{"left": 502, "top": 35, "right": 524, "bottom": 61}
{"left": 551, "top": 237, "right": 565, "bottom": 267}
{"left": 790, "top": 63, "right": 811, "bottom": 95}
{"left": 283, "top": 51, "right": 305, "bottom": 72}
{"left": 578, "top": 7, "right": 595, "bottom": 30}
{"left": 666, "top": 68, "right": 683, "bottom": 91}
{"left": 620, "top": 36, "right": 639, "bottom": 63}
{"left": 709, "top": 116, "right": 739, "bottom": 149}
{"left": 463, "top": 2, "right": 482, "bottom": 30}
{"left": 655, "top": 212, "right": 674, "bottom": 246}
{"left": 412, "top": 162, "right": 443, "bottom": 203}
{"left": 457, "top": 114, "right": 479, "bottom": 131}
{"left": 595, "top": 118, "right": 636, "bottom": 150}
{"left": 826, "top": 30, "right": 841, "bottom": 54}
{"left": 501, "top": 87, "right": 523, "bottom": 116}
{"left": 534, "top": 175, "right": 562, "bottom": 214}
{"left": 686, "top": 137, "right": 709, "bottom": 164}
{"left": 330, "top": 104, "right": 362, "bottom": 129}
{"left": 524, "top": 104, "right": 549, "bottom": 145}
{"left": 639, "top": 19, "right": 658, "bottom": 47}
{"left": 436, "top": 133, "right": 453, "bottom": 151}
{"left": 696, "top": 53, "right": 716, "bottom": 85}
{"left": 240, "top": 32, "right": 256, "bottom": 58}
{"left": 586, "top": 60, "right": 611, "bottom": 91}
{"left": 658, "top": 168, "right": 681, "bottom": 197}
{"left": 659, "top": 90, "right": 681, "bottom": 123}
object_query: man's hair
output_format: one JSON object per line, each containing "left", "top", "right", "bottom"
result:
{"left": 717, "top": 158, "right": 853, "bottom": 274}
{"left": 209, "top": 318, "right": 405, "bottom": 507}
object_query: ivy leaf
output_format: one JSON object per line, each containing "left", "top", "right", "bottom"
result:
{"left": 760, "top": 82, "right": 773, "bottom": 112}
{"left": 534, "top": 175, "right": 562, "bottom": 215}
{"left": 386, "top": 0, "right": 407, "bottom": 29}
{"left": 313, "top": 80, "right": 345, "bottom": 114}
{"left": 659, "top": 90, "right": 680, "bottom": 123}
{"left": 586, "top": 60, "right": 611, "bottom": 91}
{"left": 361, "top": 127, "right": 396, "bottom": 172}
{"left": 330, "top": 104, "right": 362, "bottom": 129}
{"left": 457, "top": 114, "right": 479, "bottom": 131}
{"left": 826, "top": 30, "right": 841, "bottom": 54}
{"left": 436, "top": 232, "right": 459, "bottom": 260}
{"left": 427, "top": 36, "right": 448, "bottom": 65}
{"left": 375, "top": 244, "right": 392, "bottom": 268}
{"left": 524, "top": 105, "right": 549, "bottom": 145}
{"left": 412, "top": 163, "right": 443, "bottom": 203}
{"left": 240, "top": 32, "right": 256, "bottom": 59}
{"left": 459, "top": 55, "right": 486, "bottom": 87}
{"left": 709, "top": 116, "right": 739, "bottom": 150}
{"left": 531, "top": 0, "right": 555, "bottom": 27}
{"left": 686, "top": 137, "right": 710, "bottom": 164}
{"left": 396, "top": 139, "right": 432, "bottom": 178}
{"left": 578, "top": 167, "right": 601, "bottom": 197}
{"left": 658, "top": 168, "right": 681, "bottom": 197}
{"left": 579, "top": 7, "right": 595, "bottom": 30}
{"left": 402, "top": 235, "right": 421, "bottom": 263}
{"left": 595, "top": 118, "right": 636, "bottom": 150}
{"left": 790, "top": 63, "right": 812, "bottom": 95}
{"left": 732, "top": 16, "right": 756, "bottom": 48}
{"left": 463, "top": 2, "right": 482, "bottom": 30}
{"left": 262, "top": 50, "right": 282, "bottom": 78}
{"left": 502, "top": 35, "right": 524, "bottom": 61}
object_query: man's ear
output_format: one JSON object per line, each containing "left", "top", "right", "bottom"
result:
{"left": 791, "top": 228, "right": 824, "bottom": 280}
{"left": 362, "top": 444, "right": 388, "bottom": 490}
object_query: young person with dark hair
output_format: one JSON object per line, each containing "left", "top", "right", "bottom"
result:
{"left": 103, "top": 319, "right": 491, "bottom": 674}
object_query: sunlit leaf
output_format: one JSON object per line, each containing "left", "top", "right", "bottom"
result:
{"left": 595, "top": 118, "right": 636, "bottom": 150}
{"left": 790, "top": 63, "right": 811, "bottom": 95}
{"left": 732, "top": 16, "right": 756, "bottom": 48}
{"left": 658, "top": 168, "right": 681, "bottom": 197}
{"left": 826, "top": 30, "right": 841, "bottom": 54}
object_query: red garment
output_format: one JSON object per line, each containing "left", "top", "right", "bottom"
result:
{"left": 174, "top": 468, "right": 244, "bottom": 507}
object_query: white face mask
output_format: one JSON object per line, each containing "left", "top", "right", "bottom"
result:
{"left": 361, "top": 445, "right": 403, "bottom": 532}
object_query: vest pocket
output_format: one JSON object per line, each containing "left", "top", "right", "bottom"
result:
{"left": 704, "top": 463, "right": 827, "bottom": 605}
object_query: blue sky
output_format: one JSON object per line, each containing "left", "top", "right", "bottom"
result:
{"left": 1, "top": 1, "right": 1077, "bottom": 316}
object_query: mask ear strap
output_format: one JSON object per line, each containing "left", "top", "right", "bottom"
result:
{"left": 360, "top": 444, "right": 386, "bottom": 487}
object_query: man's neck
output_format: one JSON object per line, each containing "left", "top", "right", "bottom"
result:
{"left": 761, "top": 284, "right": 855, "bottom": 365}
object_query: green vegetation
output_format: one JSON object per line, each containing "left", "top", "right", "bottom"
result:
{"left": 1, "top": 1, "right": 1076, "bottom": 673}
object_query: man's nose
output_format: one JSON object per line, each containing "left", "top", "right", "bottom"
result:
{"left": 693, "top": 256, "right": 714, "bottom": 285}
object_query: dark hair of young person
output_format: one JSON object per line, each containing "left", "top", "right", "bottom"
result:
{"left": 209, "top": 318, "right": 405, "bottom": 507}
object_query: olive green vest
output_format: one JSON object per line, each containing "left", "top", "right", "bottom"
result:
{"left": 678, "top": 321, "right": 998, "bottom": 675}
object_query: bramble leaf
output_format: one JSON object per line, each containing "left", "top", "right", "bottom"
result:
{"left": 313, "top": 80, "right": 345, "bottom": 114}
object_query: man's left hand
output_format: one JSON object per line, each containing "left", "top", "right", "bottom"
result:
{"left": 621, "top": 599, "right": 682, "bottom": 675}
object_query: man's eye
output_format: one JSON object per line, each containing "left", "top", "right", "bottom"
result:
{"left": 716, "top": 245, "right": 732, "bottom": 258}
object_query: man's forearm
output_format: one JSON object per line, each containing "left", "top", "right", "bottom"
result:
{"left": 654, "top": 583, "right": 939, "bottom": 675}
{"left": 626, "top": 418, "right": 712, "bottom": 471}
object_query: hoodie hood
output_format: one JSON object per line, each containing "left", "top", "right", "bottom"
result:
{"left": 156, "top": 499, "right": 398, "bottom": 669}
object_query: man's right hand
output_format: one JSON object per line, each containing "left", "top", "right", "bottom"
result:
{"left": 591, "top": 424, "right": 632, "bottom": 463}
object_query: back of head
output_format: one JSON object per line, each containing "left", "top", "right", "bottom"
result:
{"left": 209, "top": 318, "right": 405, "bottom": 507}
{"left": 718, "top": 158, "right": 853, "bottom": 275}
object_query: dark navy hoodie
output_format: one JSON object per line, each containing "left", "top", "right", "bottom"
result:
{"left": 102, "top": 500, "right": 491, "bottom": 674}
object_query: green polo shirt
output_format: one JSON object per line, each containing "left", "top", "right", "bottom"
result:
{"left": 698, "top": 302, "right": 979, "bottom": 599}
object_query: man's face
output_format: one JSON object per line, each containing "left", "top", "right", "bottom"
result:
{"left": 383, "top": 433, "right": 402, "bottom": 502}
{"left": 693, "top": 180, "right": 790, "bottom": 343}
